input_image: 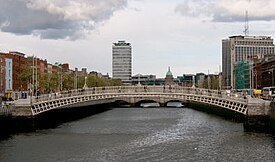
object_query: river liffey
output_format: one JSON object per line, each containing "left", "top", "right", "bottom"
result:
{"left": 1, "top": 108, "right": 275, "bottom": 162}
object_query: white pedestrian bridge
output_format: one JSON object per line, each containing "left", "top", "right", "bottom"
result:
{"left": 13, "top": 86, "right": 249, "bottom": 117}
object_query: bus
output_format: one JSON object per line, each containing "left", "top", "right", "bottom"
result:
{"left": 262, "top": 87, "right": 275, "bottom": 101}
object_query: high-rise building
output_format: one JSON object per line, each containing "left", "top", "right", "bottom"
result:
{"left": 112, "top": 41, "right": 132, "bottom": 84}
{"left": 222, "top": 35, "right": 275, "bottom": 89}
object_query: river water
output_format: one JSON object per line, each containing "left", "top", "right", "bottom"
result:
{"left": 1, "top": 108, "right": 275, "bottom": 162}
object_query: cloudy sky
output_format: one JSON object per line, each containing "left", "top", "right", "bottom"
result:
{"left": 1, "top": 0, "right": 275, "bottom": 77}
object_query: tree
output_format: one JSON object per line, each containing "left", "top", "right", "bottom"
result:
{"left": 18, "top": 65, "right": 32, "bottom": 90}
{"left": 44, "top": 73, "right": 59, "bottom": 93}
{"left": 62, "top": 72, "right": 74, "bottom": 90}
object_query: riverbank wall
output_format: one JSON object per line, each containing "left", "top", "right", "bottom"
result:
{"left": 268, "top": 102, "right": 275, "bottom": 134}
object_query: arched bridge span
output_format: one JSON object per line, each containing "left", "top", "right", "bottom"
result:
{"left": 22, "top": 86, "right": 248, "bottom": 116}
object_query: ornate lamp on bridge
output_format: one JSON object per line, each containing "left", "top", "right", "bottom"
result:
{"left": 83, "top": 76, "right": 88, "bottom": 90}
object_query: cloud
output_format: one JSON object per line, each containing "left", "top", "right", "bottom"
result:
{"left": 0, "top": 0, "right": 127, "bottom": 40}
{"left": 175, "top": 0, "right": 275, "bottom": 22}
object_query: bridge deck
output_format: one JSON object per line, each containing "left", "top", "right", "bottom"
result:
{"left": 14, "top": 86, "right": 249, "bottom": 116}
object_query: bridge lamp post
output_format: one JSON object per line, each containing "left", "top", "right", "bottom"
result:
{"left": 267, "top": 70, "right": 274, "bottom": 87}
{"left": 30, "top": 55, "right": 35, "bottom": 105}
{"left": 83, "top": 76, "right": 88, "bottom": 90}
{"left": 57, "top": 65, "right": 63, "bottom": 92}
{"left": 249, "top": 62, "right": 254, "bottom": 89}
{"left": 137, "top": 74, "right": 141, "bottom": 86}
{"left": 74, "top": 68, "right": 78, "bottom": 90}
{"left": 192, "top": 75, "right": 195, "bottom": 88}
{"left": 30, "top": 82, "right": 33, "bottom": 105}
{"left": 261, "top": 69, "right": 273, "bottom": 88}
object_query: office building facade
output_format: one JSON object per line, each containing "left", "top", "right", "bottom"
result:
{"left": 222, "top": 35, "right": 275, "bottom": 89}
{"left": 112, "top": 41, "right": 132, "bottom": 84}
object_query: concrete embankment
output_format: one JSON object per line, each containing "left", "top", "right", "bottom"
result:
{"left": 268, "top": 102, "right": 275, "bottom": 134}
{"left": 244, "top": 97, "right": 270, "bottom": 132}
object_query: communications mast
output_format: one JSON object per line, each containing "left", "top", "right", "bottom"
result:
{"left": 244, "top": 10, "right": 249, "bottom": 36}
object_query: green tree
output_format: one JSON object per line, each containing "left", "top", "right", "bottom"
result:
{"left": 77, "top": 75, "right": 85, "bottom": 89}
{"left": 44, "top": 73, "right": 59, "bottom": 92}
{"left": 18, "top": 65, "right": 32, "bottom": 88}
{"left": 62, "top": 72, "right": 74, "bottom": 90}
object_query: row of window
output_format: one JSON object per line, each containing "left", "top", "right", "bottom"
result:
{"left": 113, "top": 57, "right": 132, "bottom": 59}
{"left": 235, "top": 41, "right": 274, "bottom": 46}
{"left": 113, "top": 49, "right": 131, "bottom": 51}
{"left": 113, "top": 72, "right": 132, "bottom": 75}
{"left": 113, "top": 55, "right": 131, "bottom": 58}
{"left": 113, "top": 70, "right": 132, "bottom": 73}
{"left": 113, "top": 47, "right": 131, "bottom": 50}
{"left": 113, "top": 62, "right": 131, "bottom": 65}
{"left": 113, "top": 67, "right": 131, "bottom": 70}
{"left": 235, "top": 46, "right": 274, "bottom": 53}
{"left": 113, "top": 61, "right": 131, "bottom": 64}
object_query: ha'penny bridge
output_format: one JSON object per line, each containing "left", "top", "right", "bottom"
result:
{"left": 12, "top": 85, "right": 267, "bottom": 113}
{"left": 11, "top": 85, "right": 275, "bottom": 130}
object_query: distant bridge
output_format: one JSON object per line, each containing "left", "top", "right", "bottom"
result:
{"left": 13, "top": 86, "right": 249, "bottom": 117}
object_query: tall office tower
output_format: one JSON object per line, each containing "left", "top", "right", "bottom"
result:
{"left": 112, "top": 41, "right": 132, "bottom": 84}
{"left": 222, "top": 35, "right": 275, "bottom": 89}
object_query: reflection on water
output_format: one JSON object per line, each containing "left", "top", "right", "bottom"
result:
{"left": 140, "top": 102, "right": 160, "bottom": 107}
{"left": 166, "top": 102, "right": 184, "bottom": 107}
{"left": 140, "top": 102, "right": 183, "bottom": 108}
{"left": 0, "top": 108, "right": 275, "bottom": 162}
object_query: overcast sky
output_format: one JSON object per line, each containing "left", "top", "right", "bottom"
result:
{"left": 1, "top": 0, "right": 275, "bottom": 77}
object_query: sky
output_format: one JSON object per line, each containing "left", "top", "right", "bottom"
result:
{"left": 1, "top": 0, "right": 275, "bottom": 78}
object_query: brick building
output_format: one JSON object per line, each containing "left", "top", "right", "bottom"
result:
{"left": 4, "top": 51, "right": 28, "bottom": 92}
{"left": 0, "top": 53, "right": 6, "bottom": 95}
{"left": 260, "top": 59, "right": 275, "bottom": 88}
{"left": 27, "top": 56, "right": 48, "bottom": 76}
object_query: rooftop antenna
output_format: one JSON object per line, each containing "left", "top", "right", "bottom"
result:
{"left": 244, "top": 10, "right": 249, "bottom": 36}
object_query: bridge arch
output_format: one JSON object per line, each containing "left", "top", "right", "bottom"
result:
{"left": 15, "top": 86, "right": 248, "bottom": 116}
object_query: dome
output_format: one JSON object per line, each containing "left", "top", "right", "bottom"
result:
{"left": 166, "top": 67, "right": 173, "bottom": 77}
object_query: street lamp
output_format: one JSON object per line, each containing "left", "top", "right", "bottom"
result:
{"left": 83, "top": 76, "right": 88, "bottom": 89}
{"left": 268, "top": 71, "right": 274, "bottom": 86}
{"left": 192, "top": 75, "right": 195, "bottom": 88}
{"left": 262, "top": 69, "right": 274, "bottom": 87}
{"left": 137, "top": 74, "right": 141, "bottom": 86}
{"left": 57, "top": 65, "right": 63, "bottom": 92}
{"left": 74, "top": 67, "right": 78, "bottom": 89}
{"left": 249, "top": 62, "right": 254, "bottom": 89}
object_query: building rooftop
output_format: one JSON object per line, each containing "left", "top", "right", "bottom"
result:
{"left": 9, "top": 51, "right": 26, "bottom": 57}
{"left": 229, "top": 35, "right": 272, "bottom": 40}
{"left": 113, "top": 40, "right": 131, "bottom": 46}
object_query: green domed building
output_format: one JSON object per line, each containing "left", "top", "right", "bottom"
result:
{"left": 165, "top": 67, "right": 174, "bottom": 85}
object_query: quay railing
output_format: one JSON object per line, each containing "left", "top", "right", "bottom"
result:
{"left": 29, "top": 86, "right": 248, "bottom": 104}
{"left": 0, "top": 103, "right": 14, "bottom": 116}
